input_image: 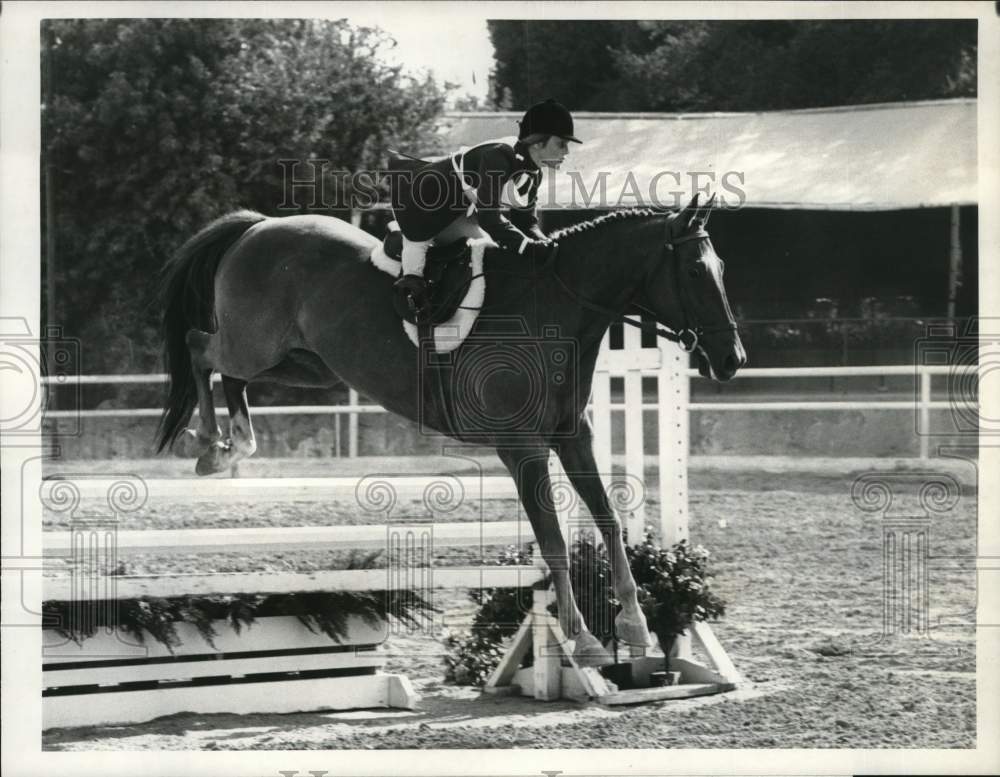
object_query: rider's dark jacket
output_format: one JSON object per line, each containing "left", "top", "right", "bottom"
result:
{"left": 391, "top": 140, "right": 546, "bottom": 253}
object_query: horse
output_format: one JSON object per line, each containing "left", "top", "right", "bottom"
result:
{"left": 155, "top": 194, "right": 746, "bottom": 666}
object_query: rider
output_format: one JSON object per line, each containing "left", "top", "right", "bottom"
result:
{"left": 391, "top": 98, "right": 581, "bottom": 320}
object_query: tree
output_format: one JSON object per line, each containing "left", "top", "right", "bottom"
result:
{"left": 42, "top": 19, "right": 446, "bottom": 376}
{"left": 486, "top": 20, "right": 653, "bottom": 110}
{"left": 487, "top": 20, "right": 977, "bottom": 113}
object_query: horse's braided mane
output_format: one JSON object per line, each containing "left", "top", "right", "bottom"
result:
{"left": 549, "top": 207, "right": 671, "bottom": 242}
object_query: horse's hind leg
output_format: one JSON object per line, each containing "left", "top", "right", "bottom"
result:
{"left": 194, "top": 376, "right": 257, "bottom": 475}
{"left": 181, "top": 330, "right": 223, "bottom": 459}
{"left": 222, "top": 376, "right": 256, "bottom": 462}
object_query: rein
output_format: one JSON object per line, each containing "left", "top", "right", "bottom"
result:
{"left": 431, "top": 216, "right": 737, "bottom": 354}
{"left": 549, "top": 224, "right": 735, "bottom": 354}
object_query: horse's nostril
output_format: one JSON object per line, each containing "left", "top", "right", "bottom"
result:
{"left": 724, "top": 354, "right": 737, "bottom": 374}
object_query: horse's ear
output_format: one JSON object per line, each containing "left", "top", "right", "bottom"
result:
{"left": 685, "top": 192, "right": 717, "bottom": 227}
{"left": 698, "top": 193, "right": 718, "bottom": 225}
{"left": 682, "top": 193, "right": 702, "bottom": 228}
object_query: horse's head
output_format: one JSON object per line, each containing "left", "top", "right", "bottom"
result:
{"left": 634, "top": 195, "right": 747, "bottom": 381}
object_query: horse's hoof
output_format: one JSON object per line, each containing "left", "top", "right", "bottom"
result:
{"left": 178, "top": 428, "right": 218, "bottom": 458}
{"left": 614, "top": 612, "right": 654, "bottom": 648}
{"left": 572, "top": 632, "right": 615, "bottom": 667}
{"left": 195, "top": 442, "right": 231, "bottom": 476}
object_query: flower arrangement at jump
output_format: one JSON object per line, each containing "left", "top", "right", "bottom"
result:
{"left": 626, "top": 533, "right": 727, "bottom": 659}
{"left": 444, "top": 533, "right": 726, "bottom": 686}
{"left": 44, "top": 550, "right": 435, "bottom": 651}
{"left": 43, "top": 588, "right": 435, "bottom": 652}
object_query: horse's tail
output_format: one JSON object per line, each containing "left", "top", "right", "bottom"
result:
{"left": 155, "top": 210, "right": 268, "bottom": 453}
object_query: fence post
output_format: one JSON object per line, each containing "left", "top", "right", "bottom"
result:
{"left": 623, "top": 318, "right": 646, "bottom": 540}
{"left": 919, "top": 370, "right": 931, "bottom": 460}
{"left": 657, "top": 340, "right": 689, "bottom": 546}
{"left": 349, "top": 388, "right": 359, "bottom": 458}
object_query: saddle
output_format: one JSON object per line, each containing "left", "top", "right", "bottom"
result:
{"left": 383, "top": 225, "right": 476, "bottom": 326}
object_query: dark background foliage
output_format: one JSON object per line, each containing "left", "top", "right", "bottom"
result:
{"left": 487, "top": 20, "right": 976, "bottom": 111}
{"left": 42, "top": 19, "right": 445, "bottom": 376}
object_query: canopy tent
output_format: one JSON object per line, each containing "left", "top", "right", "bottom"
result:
{"left": 436, "top": 99, "right": 976, "bottom": 211}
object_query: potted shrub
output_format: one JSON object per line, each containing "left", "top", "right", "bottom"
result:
{"left": 625, "top": 532, "right": 726, "bottom": 665}
{"left": 446, "top": 533, "right": 726, "bottom": 687}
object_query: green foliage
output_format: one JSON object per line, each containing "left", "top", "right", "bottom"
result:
{"left": 444, "top": 534, "right": 726, "bottom": 686}
{"left": 568, "top": 532, "right": 615, "bottom": 640}
{"left": 443, "top": 544, "right": 533, "bottom": 684}
{"left": 442, "top": 631, "right": 511, "bottom": 687}
{"left": 44, "top": 549, "right": 435, "bottom": 651}
{"left": 43, "top": 588, "right": 435, "bottom": 653}
{"left": 488, "top": 19, "right": 976, "bottom": 112}
{"left": 626, "top": 534, "right": 726, "bottom": 650}
{"left": 42, "top": 19, "right": 446, "bottom": 375}
{"left": 486, "top": 21, "right": 650, "bottom": 111}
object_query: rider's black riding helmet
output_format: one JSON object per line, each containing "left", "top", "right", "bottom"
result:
{"left": 517, "top": 99, "right": 582, "bottom": 144}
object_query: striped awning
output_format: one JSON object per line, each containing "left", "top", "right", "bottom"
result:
{"left": 436, "top": 99, "right": 976, "bottom": 211}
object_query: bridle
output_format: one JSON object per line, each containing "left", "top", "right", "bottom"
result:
{"left": 551, "top": 217, "right": 738, "bottom": 354}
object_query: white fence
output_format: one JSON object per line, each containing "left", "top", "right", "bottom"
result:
{"left": 43, "top": 363, "right": 974, "bottom": 460}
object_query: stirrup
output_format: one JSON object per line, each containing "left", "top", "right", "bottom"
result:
{"left": 408, "top": 294, "right": 432, "bottom": 325}
{"left": 394, "top": 274, "right": 431, "bottom": 324}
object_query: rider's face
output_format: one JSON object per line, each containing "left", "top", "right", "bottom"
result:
{"left": 530, "top": 136, "right": 570, "bottom": 170}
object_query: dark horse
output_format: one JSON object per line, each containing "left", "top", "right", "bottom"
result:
{"left": 156, "top": 195, "right": 746, "bottom": 665}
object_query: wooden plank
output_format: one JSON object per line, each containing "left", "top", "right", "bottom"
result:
{"left": 40, "top": 475, "right": 521, "bottom": 504}
{"left": 596, "top": 682, "right": 721, "bottom": 705}
{"left": 387, "top": 674, "right": 420, "bottom": 709}
{"left": 43, "top": 616, "right": 386, "bottom": 661}
{"left": 44, "top": 520, "right": 533, "bottom": 557}
{"left": 623, "top": 366, "right": 646, "bottom": 540}
{"left": 669, "top": 657, "right": 736, "bottom": 690}
{"left": 545, "top": 616, "right": 612, "bottom": 699}
{"left": 657, "top": 343, "right": 689, "bottom": 545}
{"left": 43, "top": 565, "right": 545, "bottom": 601}
{"left": 44, "top": 650, "right": 384, "bottom": 688}
{"left": 348, "top": 389, "right": 360, "bottom": 457}
{"left": 690, "top": 621, "right": 742, "bottom": 685}
{"left": 43, "top": 673, "right": 414, "bottom": 729}
{"left": 484, "top": 616, "right": 533, "bottom": 690}
{"left": 531, "top": 588, "right": 561, "bottom": 701}
{"left": 594, "top": 347, "right": 661, "bottom": 373}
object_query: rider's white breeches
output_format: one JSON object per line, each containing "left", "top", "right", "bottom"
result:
{"left": 401, "top": 214, "right": 489, "bottom": 277}
{"left": 400, "top": 237, "right": 431, "bottom": 276}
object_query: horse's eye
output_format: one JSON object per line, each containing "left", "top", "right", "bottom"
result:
{"left": 688, "top": 268, "right": 702, "bottom": 280}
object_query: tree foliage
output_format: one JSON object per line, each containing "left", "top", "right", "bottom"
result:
{"left": 488, "top": 19, "right": 976, "bottom": 112}
{"left": 42, "top": 19, "right": 446, "bottom": 374}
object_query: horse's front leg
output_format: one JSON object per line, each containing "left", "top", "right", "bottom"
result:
{"left": 555, "top": 425, "right": 654, "bottom": 648}
{"left": 496, "top": 446, "right": 614, "bottom": 667}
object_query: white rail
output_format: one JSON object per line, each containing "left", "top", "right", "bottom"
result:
{"left": 42, "top": 363, "right": 976, "bottom": 461}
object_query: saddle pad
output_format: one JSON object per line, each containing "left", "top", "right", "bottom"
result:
{"left": 370, "top": 237, "right": 493, "bottom": 352}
